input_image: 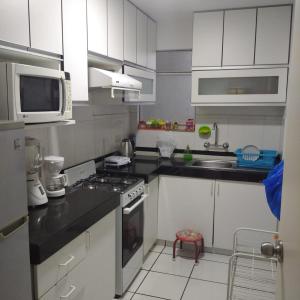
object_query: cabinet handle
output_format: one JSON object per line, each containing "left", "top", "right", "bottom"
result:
{"left": 217, "top": 183, "right": 220, "bottom": 196}
{"left": 60, "top": 285, "right": 76, "bottom": 299}
{"left": 85, "top": 230, "right": 91, "bottom": 249}
{"left": 0, "top": 216, "right": 28, "bottom": 241}
{"left": 210, "top": 182, "right": 214, "bottom": 197}
{"left": 59, "top": 255, "right": 75, "bottom": 267}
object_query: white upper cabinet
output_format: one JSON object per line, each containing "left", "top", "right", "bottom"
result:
{"left": 255, "top": 6, "right": 292, "bottom": 65}
{"left": 0, "top": 0, "right": 30, "bottom": 47}
{"left": 87, "top": 0, "right": 108, "bottom": 56}
{"left": 137, "top": 10, "right": 148, "bottom": 67}
{"left": 124, "top": 0, "right": 137, "bottom": 63}
{"left": 191, "top": 68, "right": 288, "bottom": 105}
{"left": 29, "top": 0, "right": 63, "bottom": 55}
{"left": 62, "top": 0, "right": 89, "bottom": 101}
{"left": 223, "top": 9, "right": 256, "bottom": 66}
{"left": 108, "top": 0, "right": 124, "bottom": 61}
{"left": 192, "top": 11, "right": 224, "bottom": 67}
{"left": 147, "top": 18, "right": 157, "bottom": 70}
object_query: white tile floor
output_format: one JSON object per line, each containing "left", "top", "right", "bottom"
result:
{"left": 116, "top": 244, "right": 230, "bottom": 300}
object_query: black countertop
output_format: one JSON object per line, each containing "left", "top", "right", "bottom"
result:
{"left": 98, "top": 156, "right": 270, "bottom": 183}
{"left": 29, "top": 189, "right": 120, "bottom": 265}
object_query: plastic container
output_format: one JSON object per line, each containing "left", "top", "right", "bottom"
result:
{"left": 183, "top": 145, "right": 193, "bottom": 161}
{"left": 235, "top": 149, "right": 277, "bottom": 169}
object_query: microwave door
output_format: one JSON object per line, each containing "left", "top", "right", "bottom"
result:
{"left": 17, "top": 75, "right": 64, "bottom": 123}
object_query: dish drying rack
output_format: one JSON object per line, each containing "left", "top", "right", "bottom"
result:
{"left": 227, "top": 228, "right": 278, "bottom": 300}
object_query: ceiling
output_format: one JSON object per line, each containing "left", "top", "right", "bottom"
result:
{"left": 131, "top": 0, "right": 292, "bottom": 21}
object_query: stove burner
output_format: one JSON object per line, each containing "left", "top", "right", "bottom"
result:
{"left": 82, "top": 182, "right": 98, "bottom": 190}
{"left": 97, "top": 177, "right": 107, "bottom": 183}
{"left": 122, "top": 178, "right": 135, "bottom": 185}
{"left": 70, "top": 174, "right": 142, "bottom": 194}
{"left": 113, "top": 186, "right": 122, "bottom": 192}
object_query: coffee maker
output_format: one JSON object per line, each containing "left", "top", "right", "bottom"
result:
{"left": 44, "top": 156, "right": 67, "bottom": 198}
{"left": 25, "top": 137, "right": 48, "bottom": 206}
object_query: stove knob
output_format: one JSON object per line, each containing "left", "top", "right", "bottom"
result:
{"left": 128, "top": 193, "right": 133, "bottom": 199}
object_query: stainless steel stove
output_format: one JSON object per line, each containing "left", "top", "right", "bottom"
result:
{"left": 64, "top": 161, "right": 145, "bottom": 297}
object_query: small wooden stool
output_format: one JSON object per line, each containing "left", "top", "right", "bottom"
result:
{"left": 173, "top": 229, "right": 204, "bottom": 263}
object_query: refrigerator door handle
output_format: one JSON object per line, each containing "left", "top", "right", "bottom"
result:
{"left": 0, "top": 216, "right": 28, "bottom": 241}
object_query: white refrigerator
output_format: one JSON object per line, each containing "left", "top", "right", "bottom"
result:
{"left": 0, "top": 121, "right": 32, "bottom": 300}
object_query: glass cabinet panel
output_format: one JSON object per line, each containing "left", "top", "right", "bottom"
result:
{"left": 192, "top": 68, "right": 287, "bottom": 105}
{"left": 198, "top": 76, "right": 279, "bottom": 95}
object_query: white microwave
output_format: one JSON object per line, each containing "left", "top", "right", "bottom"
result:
{"left": 0, "top": 63, "right": 72, "bottom": 124}
{"left": 123, "top": 65, "right": 156, "bottom": 103}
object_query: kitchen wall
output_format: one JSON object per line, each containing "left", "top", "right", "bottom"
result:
{"left": 25, "top": 93, "right": 138, "bottom": 169}
{"left": 157, "top": 17, "right": 193, "bottom": 50}
{"left": 137, "top": 50, "right": 285, "bottom": 153}
{"left": 136, "top": 106, "right": 285, "bottom": 153}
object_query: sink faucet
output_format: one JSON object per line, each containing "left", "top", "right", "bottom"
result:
{"left": 203, "top": 122, "right": 229, "bottom": 151}
{"left": 213, "top": 122, "right": 218, "bottom": 147}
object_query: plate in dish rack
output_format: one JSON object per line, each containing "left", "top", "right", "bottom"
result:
{"left": 241, "top": 145, "right": 260, "bottom": 161}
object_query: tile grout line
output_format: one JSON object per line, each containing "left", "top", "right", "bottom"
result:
{"left": 179, "top": 260, "right": 196, "bottom": 300}
{"left": 131, "top": 244, "right": 166, "bottom": 299}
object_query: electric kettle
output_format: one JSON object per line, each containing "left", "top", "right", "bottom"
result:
{"left": 120, "top": 138, "right": 133, "bottom": 158}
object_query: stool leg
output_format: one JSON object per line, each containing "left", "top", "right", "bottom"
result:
{"left": 201, "top": 238, "right": 204, "bottom": 253}
{"left": 173, "top": 239, "right": 179, "bottom": 259}
{"left": 180, "top": 240, "right": 183, "bottom": 249}
{"left": 194, "top": 241, "right": 200, "bottom": 264}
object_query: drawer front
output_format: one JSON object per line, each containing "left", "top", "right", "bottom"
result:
{"left": 35, "top": 232, "right": 88, "bottom": 298}
{"left": 40, "top": 260, "right": 86, "bottom": 300}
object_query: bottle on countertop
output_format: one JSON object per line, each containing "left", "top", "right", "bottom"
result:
{"left": 183, "top": 145, "right": 193, "bottom": 161}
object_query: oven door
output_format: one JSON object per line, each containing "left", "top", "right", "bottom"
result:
{"left": 123, "top": 65, "right": 156, "bottom": 103}
{"left": 122, "top": 194, "right": 145, "bottom": 268}
{"left": 8, "top": 63, "right": 68, "bottom": 123}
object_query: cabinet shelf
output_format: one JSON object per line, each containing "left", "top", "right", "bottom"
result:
{"left": 25, "top": 119, "right": 75, "bottom": 129}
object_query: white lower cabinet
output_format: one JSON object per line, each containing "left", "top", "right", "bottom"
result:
{"left": 144, "top": 177, "right": 159, "bottom": 256}
{"left": 40, "top": 261, "right": 86, "bottom": 300}
{"left": 214, "top": 180, "right": 277, "bottom": 250}
{"left": 34, "top": 210, "right": 116, "bottom": 300}
{"left": 158, "top": 176, "right": 214, "bottom": 247}
{"left": 83, "top": 210, "right": 116, "bottom": 300}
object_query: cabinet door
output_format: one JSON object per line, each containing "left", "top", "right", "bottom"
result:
{"left": 40, "top": 260, "right": 87, "bottom": 300}
{"left": 108, "top": 0, "right": 124, "bottom": 61}
{"left": 192, "top": 11, "right": 224, "bottom": 67}
{"left": 158, "top": 176, "right": 214, "bottom": 247}
{"left": 124, "top": 0, "right": 137, "bottom": 63}
{"left": 29, "top": 0, "right": 63, "bottom": 55}
{"left": 147, "top": 18, "right": 157, "bottom": 70}
{"left": 214, "top": 181, "right": 277, "bottom": 251}
{"left": 144, "top": 177, "right": 159, "bottom": 256}
{"left": 62, "top": 0, "right": 89, "bottom": 101}
{"left": 223, "top": 9, "right": 256, "bottom": 66}
{"left": 255, "top": 6, "right": 292, "bottom": 65}
{"left": 0, "top": 0, "right": 30, "bottom": 47}
{"left": 137, "top": 10, "right": 147, "bottom": 67}
{"left": 191, "top": 68, "right": 288, "bottom": 105}
{"left": 84, "top": 210, "right": 116, "bottom": 300}
{"left": 87, "top": 0, "right": 108, "bottom": 56}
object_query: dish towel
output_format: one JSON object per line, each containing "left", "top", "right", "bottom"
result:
{"left": 263, "top": 161, "right": 284, "bottom": 221}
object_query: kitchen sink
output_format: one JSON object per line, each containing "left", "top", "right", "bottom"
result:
{"left": 192, "top": 160, "right": 234, "bottom": 168}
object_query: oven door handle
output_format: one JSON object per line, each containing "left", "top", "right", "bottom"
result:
{"left": 123, "top": 194, "right": 148, "bottom": 215}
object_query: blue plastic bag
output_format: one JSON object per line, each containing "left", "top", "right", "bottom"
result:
{"left": 263, "top": 161, "right": 284, "bottom": 221}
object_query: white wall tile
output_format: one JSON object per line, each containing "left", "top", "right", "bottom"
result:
{"left": 25, "top": 104, "right": 133, "bottom": 169}
{"left": 137, "top": 111, "right": 284, "bottom": 153}
{"left": 73, "top": 121, "right": 96, "bottom": 165}
{"left": 47, "top": 125, "right": 75, "bottom": 168}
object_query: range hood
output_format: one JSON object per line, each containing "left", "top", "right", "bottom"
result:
{"left": 89, "top": 67, "right": 142, "bottom": 100}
